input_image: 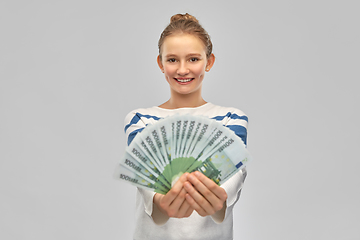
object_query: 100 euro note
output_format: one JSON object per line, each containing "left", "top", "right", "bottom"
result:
{"left": 114, "top": 163, "right": 169, "bottom": 194}
{"left": 164, "top": 115, "right": 221, "bottom": 185}
{"left": 115, "top": 114, "right": 252, "bottom": 193}
{"left": 137, "top": 125, "right": 172, "bottom": 183}
{"left": 125, "top": 139, "right": 172, "bottom": 190}
{"left": 196, "top": 127, "right": 251, "bottom": 185}
{"left": 173, "top": 115, "right": 251, "bottom": 185}
{"left": 165, "top": 115, "right": 201, "bottom": 185}
{"left": 169, "top": 116, "right": 219, "bottom": 178}
{"left": 136, "top": 118, "right": 179, "bottom": 186}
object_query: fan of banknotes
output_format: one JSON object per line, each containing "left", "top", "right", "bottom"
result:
{"left": 114, "top": 114, "right": 251, "bottom": 194}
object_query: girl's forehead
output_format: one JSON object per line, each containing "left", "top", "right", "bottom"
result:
{"left": 162, "top": 34, "right": 206, "bottom": 55}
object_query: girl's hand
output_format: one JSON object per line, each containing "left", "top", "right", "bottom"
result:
{"left": 153, "top": 172, "right": 194, "bottom": 218}
{"left": 184, "top": 171, "right": 228, "bottom": 217}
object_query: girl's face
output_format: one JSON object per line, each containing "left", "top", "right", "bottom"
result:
{"left": 157, "top": 34, "right": 214, "bottom": 97}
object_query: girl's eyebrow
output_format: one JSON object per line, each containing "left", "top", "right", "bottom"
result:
{"left": 165, "top": 53, "right": 202, "bottom": 58}
{"left": 187, "top": 53, "right": 202, "bottom": 57}
{"left": 165, "top": 54, "right": 177, "bottom": 58}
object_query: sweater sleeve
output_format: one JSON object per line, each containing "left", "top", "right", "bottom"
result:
{"left": 137, "top": 188, "right": 156, "bottom": 217}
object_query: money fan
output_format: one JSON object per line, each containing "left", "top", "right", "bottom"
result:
{"left": 114, "top": 114, "right": 251, "bottom": 194}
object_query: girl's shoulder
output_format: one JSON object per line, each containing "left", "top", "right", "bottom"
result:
{"left": 204, "top": 103, "right": 247, "bottom": 119}
{"left": 124, "top": 106, "right": 163, "bottom": 126}
{"left": 125, "top": 106, "right": 159, "bottom": 118}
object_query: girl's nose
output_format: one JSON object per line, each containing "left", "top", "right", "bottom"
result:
{"left": 176, "top": 62, "right": 189, "bottom": 75}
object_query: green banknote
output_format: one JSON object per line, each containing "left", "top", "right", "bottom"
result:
{"left": 196, "top": 129, "right": 250, "bottom": 184}
{"left": 154, "top": 119, "right": 173, "bottom": 180}
{"left": 120, "top": 152, "right": 171, "bottom": 190}
{"left": 126, "top": 140, "right": 171, "bottom": 188}
{"left": 184, "top": 121, "right": 202, "bottom": 158}
{"left": 130, "top": 136, "right": 164, "bottom": 172}
{"left": 114, "top": 164, "right": 169, "bottom": 194}
{"left": 116, "top": 114, "right": 252, "bottom": 193}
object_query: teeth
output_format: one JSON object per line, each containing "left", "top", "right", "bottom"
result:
{"left": 176, "top": 78, "right": 193, "bottom": 83}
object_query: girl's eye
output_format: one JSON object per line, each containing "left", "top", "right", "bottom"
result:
{"left": 189, "top": 57, "right": 198, "bottom": 62}
{"left": 167, "top": 58, "right": 176, "bottom": 63}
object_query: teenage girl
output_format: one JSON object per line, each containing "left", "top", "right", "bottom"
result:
{"left": 124, "top": 13, "right": 248, "bottom": 240}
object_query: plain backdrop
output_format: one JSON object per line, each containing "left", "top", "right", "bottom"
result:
{"left": 1, "top": 0, "right": 359, "bottom": 239}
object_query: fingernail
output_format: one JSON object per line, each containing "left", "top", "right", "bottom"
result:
{"left": 195, "top": 171, "right": 201, "bottom": 177}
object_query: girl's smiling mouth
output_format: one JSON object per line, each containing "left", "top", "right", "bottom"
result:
{"left": 175, "top": 78, "right": 194, "bottom": 83}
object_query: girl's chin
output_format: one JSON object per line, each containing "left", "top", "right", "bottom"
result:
{"left": 171, "top": 86, "right": 202, "bottom": 96}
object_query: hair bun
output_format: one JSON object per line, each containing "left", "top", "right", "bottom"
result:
{"left": 170, "top": 13, "right": 199, "bottom": 23}
{"left": 159, "top": 13, "right": 212, "bottom": 59}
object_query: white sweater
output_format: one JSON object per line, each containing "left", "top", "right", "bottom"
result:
{"left": 123, "top": 103, "right": 248, "bottom": 240}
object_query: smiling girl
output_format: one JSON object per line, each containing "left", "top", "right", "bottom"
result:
{"left": 124, "top": 13, "right": 248, "bottom": 240}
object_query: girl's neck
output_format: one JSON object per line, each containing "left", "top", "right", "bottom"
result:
{"left": 159, "top": 94, "right": 207, "bottom": 110}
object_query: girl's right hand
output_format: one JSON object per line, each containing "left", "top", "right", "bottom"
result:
{"left": 153, "top": 172, "right": 194, "bottom": 218}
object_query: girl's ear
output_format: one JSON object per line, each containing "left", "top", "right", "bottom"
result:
{"left": 157, "top": 55, "right": 164, "bottom": 73}
{"left": 205, "top": 54, "right": 215, "bottom": 72}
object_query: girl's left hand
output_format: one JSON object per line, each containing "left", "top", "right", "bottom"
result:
{"left": 184, "top": 171, "right": 227, "bottom": 217}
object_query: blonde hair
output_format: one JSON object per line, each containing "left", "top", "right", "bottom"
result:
{"left": 158, "top": 13, "right": 213, "bottom": 60}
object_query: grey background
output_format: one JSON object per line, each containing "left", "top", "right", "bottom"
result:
{"left": 1, "top": 0, "right": 359, "bottom": 239}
